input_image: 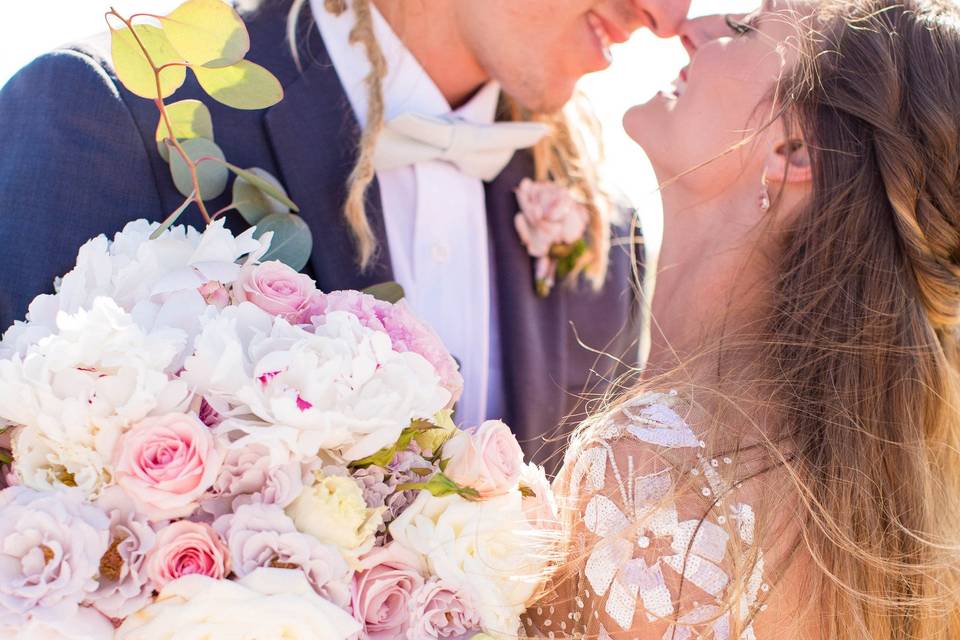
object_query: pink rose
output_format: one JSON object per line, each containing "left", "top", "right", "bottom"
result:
{"left": 352, "top": 543, "right": 425, "bottom": 640}
{"left": 407, "top": 579, "right": 481, "bottom": 640}
{"left": 514, "top": 178, "right": 589, "bottom": 257}
{"left": 235, "top": 261, "right": 316, "bottom": 322}
{"left": 144, "top": 520, "right": 230, "bottom": 589}
{"left": 307, "top": 291, "right": 464, "bottom": 405}
{"left": 113, "top": 413, "right": 224, "bottom": 521}
{"left": 442, "top": 420, "right": 524, "bottom": 497}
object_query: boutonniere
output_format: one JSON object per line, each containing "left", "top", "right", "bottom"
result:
{"left": 513, "top": 178, "right": 589, "bottom": 297}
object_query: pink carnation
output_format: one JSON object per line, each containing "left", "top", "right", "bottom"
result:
{"left": 113, "top": 413, "right": 224, "bottom": 521}
{"left": 144, "top": 521, "right": 230, "bottom": 589}
{"left": 308, "top": 291, "right": 463, "bottom": 404}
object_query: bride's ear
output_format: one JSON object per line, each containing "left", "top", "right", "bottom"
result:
{"left": 764, "top": 138, "right": 812, "bottom": 185}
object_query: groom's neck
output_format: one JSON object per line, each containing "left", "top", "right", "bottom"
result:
{"left": 372, "top": 0, "right": 490, "bottom": 108}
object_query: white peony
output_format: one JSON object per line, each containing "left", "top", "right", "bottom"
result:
{"left": 0, "top": 218, "right": 269, "bottom": 359}
{"left": 0, "top": 605, "right": 114, "bottom": 640}
{"left": 183, "top": 306, "right": 450, "bottom": 461}
{"left": 389, "top": 490, "right": 552, "bottom": 637}
{"left": 0, "top": 298, "right": 188, "bottom": 496}
{"left": 115, "top": 568, "right": 360, "bottom": 640}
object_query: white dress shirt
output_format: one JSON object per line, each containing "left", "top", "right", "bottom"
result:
{"left": 311, "top": 0, "right": 506, "bottom": 426}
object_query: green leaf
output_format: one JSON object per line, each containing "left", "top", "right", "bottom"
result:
{"left": 156, "top": 99, "right": 214, "bottom": 160}
{"left": 229, "top": 166, "right": 298, "bottom": 226}
{"left": 350, "top": 428, "right": 418, "bottom": 469}
{"left": 151, "top": 193, "right": 197, "bottom": 239}
{"left": 168, "top": 137, "right": 228, "bottom": 200}
{"left": 362, "top": 282, "right": 405, "bottom": 304}
{"left": 0, "top": 449, "right": 12, "bottom": 466}
{"left": 396, "top": 472, "right": 481, "bottom": 501}
{"left": 253, "top": 213, "right": 313, "bottom": 271}
{"left": 193, "top": 60, "right": 283, "bottom": 110}
{"left": 161, "top": 0, "right": 249, "bottom": 68}
{"left": 111, "top": 24, "right": 186, "bottom": 99}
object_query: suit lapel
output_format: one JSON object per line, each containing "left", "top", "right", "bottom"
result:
{"left": 486, "top": 152, "right": 568, "bottom": 453}
{"left": 262, "top": 23, "right": 392, "bottom": 292}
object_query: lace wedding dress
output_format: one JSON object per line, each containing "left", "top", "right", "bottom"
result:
{"left": 527, "top": 391, "right": 774, "bottom": 639}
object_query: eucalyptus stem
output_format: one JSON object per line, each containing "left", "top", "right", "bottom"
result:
{"left": 105, "top": 7, "right": 212, "bottom": 224}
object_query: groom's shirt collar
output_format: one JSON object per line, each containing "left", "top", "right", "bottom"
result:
{"left": 310, "top": 0, "right": 501, "bottom": 127}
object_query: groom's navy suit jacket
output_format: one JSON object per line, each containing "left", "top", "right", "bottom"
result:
{"left": 0, "top": 0, "right": 643, "bottom": 466}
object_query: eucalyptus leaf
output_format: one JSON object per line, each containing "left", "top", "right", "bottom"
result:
{"left": 155, "top": 99, "right": 214, "bottom": 160}
{"left": 151, "top": 192, "right": 197, "bottom": 239}
{"left": 161, "top": 0, "right": 249, "bottom": 68}
{"left": 111, "top": 24, "right": 186, "bottom": 99}
{"left": 168, "top": 137, "right": 228, "bottom": 200}
{"left": 193, "top": 60, "right": 283, "bottom": 110}
{"left": 363, "top": 282, "right": 405, "bottom": 304}
{"left": 229, "top": 166, "right": 298, "bottom": 226}
{"left": 253, "top": 213, "right": 313, "bottom": 271}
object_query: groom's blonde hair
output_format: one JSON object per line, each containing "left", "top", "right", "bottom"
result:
{"left": 272, "top": 0, "right": 614, "bottom": 289}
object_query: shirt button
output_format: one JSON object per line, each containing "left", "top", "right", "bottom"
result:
{"left": 431, "top": 243, "right": 451, "bottom": 264}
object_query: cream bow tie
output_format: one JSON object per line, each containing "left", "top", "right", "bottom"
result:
{"left": 373, "top": 113, "right": 550, "bottom": 181}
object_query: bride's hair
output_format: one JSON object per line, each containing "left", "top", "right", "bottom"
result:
{"left": 548, "top": 0, "right": 960, "bottom": 638}
{"left": 765, "top": 0, "right": 960, "bottom": 636}
{"left": 240, "top": 0, "right": 613, "bottom": 289}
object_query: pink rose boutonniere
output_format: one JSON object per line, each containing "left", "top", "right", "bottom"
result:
{"left": 513, "top": 178, "right": 590, "bottom": 297}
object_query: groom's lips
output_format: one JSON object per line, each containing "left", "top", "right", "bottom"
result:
{"left": 588, "top": 10, "right": 631, "bottom": 48}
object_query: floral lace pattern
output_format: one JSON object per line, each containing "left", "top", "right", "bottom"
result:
{"left": 528, "top": 391, "right": 770, "bottom": 639}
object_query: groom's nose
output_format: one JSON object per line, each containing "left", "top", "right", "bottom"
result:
{"left": 630, "top": 0, "right": 692, "bottom": 38}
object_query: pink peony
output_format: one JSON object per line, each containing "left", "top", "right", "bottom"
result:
{"left": 407, "top": 579, "right": 481, "bottom": 640}
{"left": 113, "top": 413, "right": 224, "bottom": 521}
{"left": 234, "top": 261, "right": 317, "bottom": 322}
{"left": 86, "top": 487, "right": 159, "bottom": 619}
{"left": 144, "top": 520, "right": 229, "bottom": 589}
{"left": 442, "top": 420, "right": 524, "bottom": 497}
{"left": 352, "top": 543, "right": 425, "bottom": 640}
{"left": 513, "top": 178, "right": 589, "bottom": 258}
{"left": 308, "top": 291, "right": 463, "bottom": 405}
{"left": 0, "top": 487, "right": 109, "bottom": 626}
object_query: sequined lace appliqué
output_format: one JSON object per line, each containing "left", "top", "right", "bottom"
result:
{"left": 537, "top": 391, "right": 769, "bottom": 640}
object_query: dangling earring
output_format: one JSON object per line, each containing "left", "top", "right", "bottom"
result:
{"left": 758, "top": 170, "right": 771, "bottom": 211}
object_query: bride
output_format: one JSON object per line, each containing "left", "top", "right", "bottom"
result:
{"left": 529, "top": 0, "right": 960, "bottom": 637}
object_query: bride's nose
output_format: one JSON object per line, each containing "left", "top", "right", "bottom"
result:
{"left": 679, "top": 14, "right": 748, "bottom": 59}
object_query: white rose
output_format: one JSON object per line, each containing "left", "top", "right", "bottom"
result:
{"left": 115, "top": 568, "right": 360, "bottom": 640}
{"left": 286, "top": 472, "right": 384, "bottom": 564}
{"left": 389, "top": 491, "right": 551, "bottom": 637}
{"left": 183, "top": 307, "right": 450, "bottom": 461}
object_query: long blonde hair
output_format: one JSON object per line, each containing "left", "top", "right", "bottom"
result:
{"left": 278, "top": 0, "right": 612, "bottom": 288}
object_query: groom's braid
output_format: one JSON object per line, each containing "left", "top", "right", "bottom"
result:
{"left": 284, "top": 0, "right": 613, "bottom": 288}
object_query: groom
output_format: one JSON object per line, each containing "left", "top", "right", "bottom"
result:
{"left": 0, "top": 0, "right": 689, "bottom": 464}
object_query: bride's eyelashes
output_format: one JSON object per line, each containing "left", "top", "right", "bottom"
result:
{"left": 725, "top": 13, "right": 758, "bottom": 37}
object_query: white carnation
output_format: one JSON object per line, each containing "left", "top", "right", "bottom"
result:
{"left": 183, "top": 306, "right": 450, "bottom": 461}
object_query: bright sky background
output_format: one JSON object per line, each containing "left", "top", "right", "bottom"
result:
{"left": 0, "top": 0, "right": 759, "bottom": 251}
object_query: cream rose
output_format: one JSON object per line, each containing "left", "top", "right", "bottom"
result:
{"left": 115, "top": 568, "right": 360, "bottom": 640}
{"left": 286, "top": 473, "right": 384, "bottom": 564}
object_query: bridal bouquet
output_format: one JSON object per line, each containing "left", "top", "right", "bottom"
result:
{"left": 0, "top": 219, "right": 557, "bottom": 639}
